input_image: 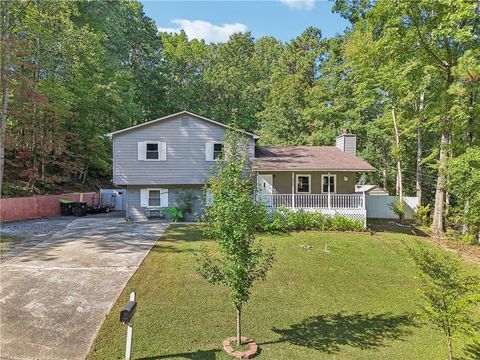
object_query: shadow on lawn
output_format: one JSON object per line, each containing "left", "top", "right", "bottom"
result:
{"left": 367, "top": 219, "right": 428, "bottom": 237}
{"left": 137, "top": 348, "right": 220, "bottom": 360}
{"left": 268, "top": 311, "right": 417, "bottom": 354}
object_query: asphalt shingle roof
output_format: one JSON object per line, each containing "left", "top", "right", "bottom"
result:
{"left": 252, "top": 146, "right": 376, "bottom": 172}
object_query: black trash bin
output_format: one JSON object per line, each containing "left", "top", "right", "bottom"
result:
{"left": 72, "top": 202, "right": 87, "bottom": 217}
{"left": 59, "top": 200, "right": 73, "bottom": 216}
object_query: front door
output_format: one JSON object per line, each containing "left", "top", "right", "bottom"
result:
{"left": 257, "top": 174, "right": 273, "bottom": 207}
{"left": 257, "top": 174, "right": 273, "bottom": 195}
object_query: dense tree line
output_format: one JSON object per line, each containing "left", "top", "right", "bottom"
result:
{"left": 0, "top": 0, "right": 479, "bottom": 237}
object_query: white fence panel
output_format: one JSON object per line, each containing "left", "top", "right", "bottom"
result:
{"left": 365, "top": 195, "right": 419, "bottom": 219}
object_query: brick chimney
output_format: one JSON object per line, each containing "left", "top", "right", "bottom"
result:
{"left": 336, "top": 129, "right": 357, "bottom": 155}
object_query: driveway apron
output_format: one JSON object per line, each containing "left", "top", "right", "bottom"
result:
{"left": 0, "top": 218, "right": 168, "bottom": 360}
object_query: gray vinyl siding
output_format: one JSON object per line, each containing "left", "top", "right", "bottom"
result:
{"left": 126, "top": 185, "right": 204, "bottom": 221}
{"left": 113, "top": 114, "right": 256, "bottom": 185}
{"left": 257, "top": 171, "right": 357, "bottom": 194}
{"left": 335, "top": 134, "right": 357, "bottom": 155}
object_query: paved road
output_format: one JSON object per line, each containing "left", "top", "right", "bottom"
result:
{"left": 0, "top": 218, "right": 168, "bottom": 360}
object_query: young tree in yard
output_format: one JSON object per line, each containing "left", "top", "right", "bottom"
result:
{"left": 196, "top": 131, "right": 275, "bottom": 347}
{"left": 409, "top": 246, "right": 480, "bottom": 360}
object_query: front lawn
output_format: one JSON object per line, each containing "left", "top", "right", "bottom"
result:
{"left": 88, "top": 225, "right": 480, "bottom": 360}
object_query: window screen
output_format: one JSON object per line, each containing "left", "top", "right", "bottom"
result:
{"left": 148, "top": 190, "right": 161, "bottom": 206}
{"left": 146, "top": 143, "right": 159, "bottom": 159}
{"left": 213, "top": 143, "right": 223, "bottom": 160}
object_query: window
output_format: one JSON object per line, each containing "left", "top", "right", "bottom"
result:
{"left": 296, "top": 174, "right": 311, "bottom": 193}
{"left": 138, "top": 141, "right": 166, "bottom": 161}
{"left": 322, "top": 174, "right": 336, "bottom": 193}
{"left": 148, "top": 190, "right": 161, "bottom": 206}
{"left": 213, "top": 143, "right": 223, "bottom": 160}
{"left": 146, "top": 142, "right": 159, "bottom": 160}
{"left": 141, "top": 188, "right": 168, "bottom": 208}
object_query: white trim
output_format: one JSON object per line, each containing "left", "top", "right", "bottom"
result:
{"left": 295, "top": 174, "right": 311, "bottom": 194}
{"left": 254, "top": 169, "right": 374, "bottom": 172}
{"left": 212, "top": 142, "right": 223, "bottom": 161}
{"left": 321, "top": 174, "right": 337, "bottom": 194}
{"left": 107, "top": 111, "right": 260, "bottom": 139}
{"left": 144, "top": 141, "right": 162, "bottom": 161}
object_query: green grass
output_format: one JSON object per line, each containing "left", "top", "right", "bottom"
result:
{"left": 0, "top": 234, "right": 21, "bottom": 254}
{"left": 88, "top": 225, "right": 480, "bottom": 360}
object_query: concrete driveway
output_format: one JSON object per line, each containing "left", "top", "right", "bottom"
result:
{"left": 0, "top": 218, "right": 168, "bottom": 360}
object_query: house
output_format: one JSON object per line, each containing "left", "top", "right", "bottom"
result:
{"left": 108, "top": 111, "right": 375, "bottom": 223}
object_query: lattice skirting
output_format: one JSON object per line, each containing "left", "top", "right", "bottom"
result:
{"left": 264, "top": 208, "right": 367, "bottom": 227}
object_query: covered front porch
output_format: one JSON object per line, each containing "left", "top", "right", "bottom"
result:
{"left": 256, "top": 171, "right": 365, "bottom": 210}
{"left": 255, "top": 171, "right": 367, "bottom": 224}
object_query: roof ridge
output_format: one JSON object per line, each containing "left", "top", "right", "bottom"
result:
{"left": 107, "top": 111, "right": 260, "bottom": 139}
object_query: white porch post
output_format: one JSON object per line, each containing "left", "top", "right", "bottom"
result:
{"left": 291, "top": 172, "right": 295, "bottom": 208}
{"left": 327, "top": 172, "right": 331, "bottom": 209}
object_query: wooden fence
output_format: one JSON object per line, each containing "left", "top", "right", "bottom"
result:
{"left": 0, "top": 192, "right": 96, "bottom": 222}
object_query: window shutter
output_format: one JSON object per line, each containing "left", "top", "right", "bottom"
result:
{"left": 140, "top": 189, "right": 148, "bottom": 207}
{"left": 137, "top": 141, "right": 145, "bottom": 161}
{"left": 159, "top": 142, "right": 167, "bottom": 161}
{"left": 205, "top": 142, "right": 213, "bottom": 161}
{"left": 160, "top": 189, "right": 169, "bottom": 207}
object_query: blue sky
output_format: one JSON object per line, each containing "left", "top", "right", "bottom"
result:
{"left": 140, "top": 0, "right": 350, "bottom": 43}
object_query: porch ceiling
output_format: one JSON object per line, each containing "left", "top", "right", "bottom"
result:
{"left": 252, "top": 146, "right": 376, "bottom": 172}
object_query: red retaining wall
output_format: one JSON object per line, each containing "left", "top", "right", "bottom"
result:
{"left": 0, "top": 192, "right": 97, "bottom": 222}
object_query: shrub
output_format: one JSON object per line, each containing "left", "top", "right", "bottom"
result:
{"left": 414, "top": 204, "right": 431, "bottom": 226}
{"left": 389, "top": 196, "right": 406, "bottom": 222}
{"left": 261, "top": 208, "right": 364, "bottom": 232}
{"left": 162, "top": 207, "right": 183, "bottom": 222}
{"left": 175, "top": 189, "right": 196, "bottom": 215}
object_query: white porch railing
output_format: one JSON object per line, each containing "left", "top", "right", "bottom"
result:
{"left": 257, "top": 193, "right": 365, "bottom": 209}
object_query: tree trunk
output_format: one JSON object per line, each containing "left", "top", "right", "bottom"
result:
{"left": 432, "top": 69, "right": 453, "bottom": 236}
{"left": 0, "top": 0, "right": 10, "bottom": 196}
{"left": 431, "top": 131, "right": 449, "bottom": 235}
{"left": 446, "top": 328, "right": 453, "bottom": 360}
{"left": 236, "top": 305, "right": 242, "bottom": 346}
{"left": 383, "top": 169, "right": 388, "bottom": 193}
{"left": 416, "top": 91, "right": 424, "bottom": 204}
{"left": 392, "top": 105, "right": 403, "bottom": 221}
{"left": 466, "top": 91, "right": 474, "bottom": 147}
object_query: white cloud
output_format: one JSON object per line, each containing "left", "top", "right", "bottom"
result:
{"left": 158, "top": 19, "right": 248, "bottom": 43}
{"left": 280, "top": 0, "right": 315, "bottom": 10}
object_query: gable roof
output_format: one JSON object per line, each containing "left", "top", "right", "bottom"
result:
{"left": 107, "top": 111, "right": 260, "bottom": 139}
{"left": 355, "top": 184, "right": 389, "bottom": 195}
{"left": 252, "top": 146, "right": 375, "bottom": 172}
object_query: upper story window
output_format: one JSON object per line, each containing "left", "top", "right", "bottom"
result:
{"left": 137, "top": 141, "right": 166, "bottom": 161}
{"left": 296, "top": 174, "right": 311, "bottom": 193}
{"left": 146, "top": 142, "right": 159, "bottom": 160}
{"left": 213, "top": 143, "right": 223, "bottom": 160}
{"left": 206, "top": 142, "right": 223, "bottom": 161}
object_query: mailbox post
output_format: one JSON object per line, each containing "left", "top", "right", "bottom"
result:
{"left": 120, "top": 292, "right": 137, "bottom": 360}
